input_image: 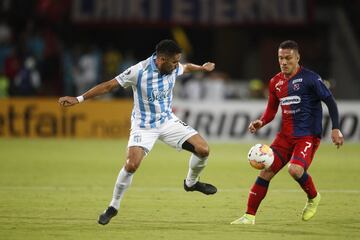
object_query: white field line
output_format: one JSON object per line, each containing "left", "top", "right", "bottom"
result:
{"left": 0, "top": 186, "right": 359, "bottom": 194}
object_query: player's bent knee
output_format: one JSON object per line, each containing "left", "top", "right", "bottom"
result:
{"left": 182, "top": 141, "right": 210, "bottom": 158}
{"left": 195, "top": 145, "right": 210, "bottom": 158}
{"left": 287, "top": 164, "right": 304, "bottom": 179}
{"left": 259, "top": 169, "right": 275, "bottom": 181}
{"left": 125, "top": 160, "right": 140, "bottom": 173}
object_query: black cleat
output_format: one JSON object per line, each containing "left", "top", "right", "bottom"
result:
{"left": 184, "top": 180, "right": 217, "bottom": 195}
{"left": 98, "top": 206, "right": 118, "bottom": 225}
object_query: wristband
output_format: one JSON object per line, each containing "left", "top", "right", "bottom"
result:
{"left": 76, "top": 96, "right": 84, "bottom": 103}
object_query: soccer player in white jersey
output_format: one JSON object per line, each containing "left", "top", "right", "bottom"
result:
{"left": 59, "top": 39, "right": 217, "bottom": 225}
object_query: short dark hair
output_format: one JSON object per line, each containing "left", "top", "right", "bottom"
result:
{"left": 279, "top": 40, "right": 299, "bottom": 51}
{"left": 156, "top": 39, "right": 182, "bottom": 56}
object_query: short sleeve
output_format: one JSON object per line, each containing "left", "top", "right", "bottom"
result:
{"left": 115, "top": 63, "right": 141, "bottom": 88}
{"left": 176, "top": 63, "right": 184, "bottom": 77}
{"left": 310, "top": 75, "right": 332, "bottom": 100}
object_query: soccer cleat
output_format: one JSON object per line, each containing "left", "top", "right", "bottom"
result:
{"left": 302, "top": 192, "right": 321, "bottom": 221}
{"left": 98, "top": 206, "right": 118, "bottom": 225}
{"left": 230, "top": 214, "right": 256, "bottom": 225}
{"left": 183, "top": 180, "right": 217, "bottom": 195}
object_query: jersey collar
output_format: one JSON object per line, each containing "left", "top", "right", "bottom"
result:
{"left": 150, "top": 53, "right": 160, "bottom": 72}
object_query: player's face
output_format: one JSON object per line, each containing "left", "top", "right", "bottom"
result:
{"left": 278, "top": 48, "right": 300, "bottom": 77}
{"left": 158, "top": 53, "right": 181, "bottom": 74}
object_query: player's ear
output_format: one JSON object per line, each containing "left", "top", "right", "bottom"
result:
{"left": 156, "top": 55, "right": 165, "bottom": 66}
{"left": 159, "top": 55, "right": 167, "bottom": 63}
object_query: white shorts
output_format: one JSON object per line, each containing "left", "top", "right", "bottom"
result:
{"left": 127, "top": 116, "right": 198, "bottom": 154}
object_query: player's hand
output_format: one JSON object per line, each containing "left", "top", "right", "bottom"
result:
{"left": 58, "top": 96, "right": 79, "bottom": 107}
{"left": 331, "top": 129, "right": 344, "bottom": 149}
{"left": 248, "top": 119, "right": 263, "bottom": 134}
{"left": 202, "top": 62, "right": 215, "bottom": 72}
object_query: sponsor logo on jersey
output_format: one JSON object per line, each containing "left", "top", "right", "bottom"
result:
{"left": 283, "top": 108, "right": 301, "bottom": 114}
{"left": 147, "top": 88, "right": 171, "bottom": 102}
{"left": 280, "top": 96, "right": 301, "bottom": 105}
{"left": 275, "top": 80, "right": 284, "bottom": 91}
{"left": 292, "top": 78, "right": 302, "bottom": 84}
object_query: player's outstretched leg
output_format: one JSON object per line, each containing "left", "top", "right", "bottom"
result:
{"left": 182, "top": 136, "right": 217, "bottom": 195}
{"left": 230, "top": 213, "right": 255, "bottom": 225}
{"left": 302, "top": 192, "right": 321, "bottom": 221}
{"left": 184, "top": 153, "right": 217, "bottom": 195}
{"left": 231, "top": 172, "right": 273, "bottom": 225}
{"left": 98, "top": 166, "right": 134, "bottom": 225}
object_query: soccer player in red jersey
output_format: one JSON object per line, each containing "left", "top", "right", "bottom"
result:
{"left": 231, "top": 40, "right": 344, "bottom": 225}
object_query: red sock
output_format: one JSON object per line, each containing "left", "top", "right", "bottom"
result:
{"left": 296, "top": 172, "right": 317, "bottom": 199}
{"left": 246, "top": 177, "right": 269, "bottom": 215}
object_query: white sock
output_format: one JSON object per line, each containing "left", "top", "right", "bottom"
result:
{"left": 109, "top": 167, "right": 134, "bottom": 210}
{"left": 185, "top": 154, "right": 208, "bottom": 187}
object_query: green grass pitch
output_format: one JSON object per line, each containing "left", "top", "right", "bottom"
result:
{"left": 0, "top": 139, "right": 359, "bottom": 240}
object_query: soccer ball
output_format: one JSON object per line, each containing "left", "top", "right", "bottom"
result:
{"left": 248, "top": 144, "right": 274, "bottom": 170}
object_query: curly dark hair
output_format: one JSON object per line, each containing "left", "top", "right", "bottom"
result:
{"left": 156, "top": 39, "right": 182, "bottom": 56}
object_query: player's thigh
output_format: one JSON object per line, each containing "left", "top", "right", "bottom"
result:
{"left": 269, "top": 133, "right": 293, "bottom": 174}
{"left": 290, "top": 136, "right": 320, "bottom": 170}
{"left": 128, "top": 128, "right": 160, "bottom": 155}
{"left": 159, "top": 118, "right": 198, "bottom": 151}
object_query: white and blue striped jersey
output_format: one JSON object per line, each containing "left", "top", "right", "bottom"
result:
{"left": 115, "top": 54, "right": 184, "bottom": 129}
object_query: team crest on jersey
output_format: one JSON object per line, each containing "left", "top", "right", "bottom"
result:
{"left": 293, "top": 83, "right": 300, "bottom": 91}
{"left": 133, "top": 134, "right": 142, "bottom": 143}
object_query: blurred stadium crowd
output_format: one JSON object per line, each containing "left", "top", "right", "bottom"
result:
{"left": 0, "top": 0, "right": 359, "bottom": 99}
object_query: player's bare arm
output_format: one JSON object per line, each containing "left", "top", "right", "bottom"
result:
{"left": 58, "top": 79, "right": 119, "bottom": 107}
{"left": 183, "top": 62, "right": 215, "bottom": 73}
{"left": 248, "top": 119, "right": 263, "bottom": 134}
{"left": 331, "top": 129, "right": 344, "bottom": 149}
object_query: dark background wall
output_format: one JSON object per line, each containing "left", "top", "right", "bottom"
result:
{"left": 0, "top": 0, "right": 359, "bottom": 98}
